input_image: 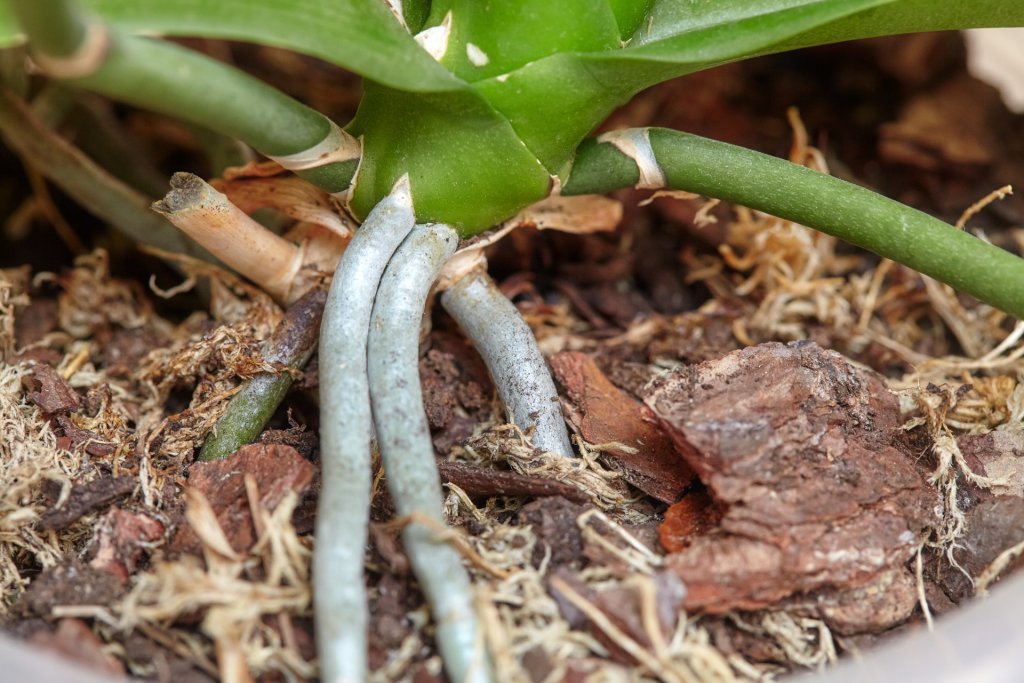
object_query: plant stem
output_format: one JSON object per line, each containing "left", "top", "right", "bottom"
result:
{"left": 441, "top": 268, "right": 573, "bottom": 456}
{"left": 199, "top": 285, "right": 327, "bottom": 462}
{"left": 0, "top": 88, "right": 205, "bottom": 259}
{"left": 368, "top": 224, "right": 493, "bottom": 683}
{"left": 10, "top": 1, "right": 88, "bottom": 58}
{"left": 316, "top": 179, "right": 415, "bottom": 683}
{"left": 10, "top": 0, "right": 358, "bottom": 194}
{"left": 152, "top": 173, "right": 301, "bottom": 302}
{"left": 564, "top": 128, "right": 1024, "bottom": 319}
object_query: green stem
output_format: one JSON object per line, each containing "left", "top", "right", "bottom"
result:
{"left": 199, "top": 285, "right": 327, "bottom": 462}
{"left": 564, "top": 128, "right": 1024, "bottom": 319}
{"left": 10, "top": 0, "right": 358, "bottom": 194}
{"left": 10, "top": 0, "right": 86, "bottom": 57}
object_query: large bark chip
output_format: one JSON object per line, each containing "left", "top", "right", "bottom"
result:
{"left": 643, "top": 341, "right": 938, "bottom": 628}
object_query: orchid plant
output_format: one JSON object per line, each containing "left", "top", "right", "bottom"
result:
{"left": 3, "top": 1, "right": 1023, "bottom": 681}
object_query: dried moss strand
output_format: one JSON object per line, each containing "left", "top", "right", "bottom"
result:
{"left": 316, "top": 179, "right": 415, "bottom": 683}
{"left": 564, "top": 128, "right": 1024, "bottom": 319}
{"left": 368, "top": 224, "right": 493, "bottom": 683}
{"left": 199, "top": 285, "right": 327, "bottom": 462}
{"left": 441, "top": 269, "right": 573, "bottom": 457}
{"left": 10, "top": 0, "right": 358, "bottom": 194}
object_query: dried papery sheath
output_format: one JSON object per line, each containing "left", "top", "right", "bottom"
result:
{"left": 267, "top": 118, "right": 361, "bottom": 172}
{"left": 506, "top": 194, "right": 622, "bottom": 234}
{"left": 31, "top": 20, "right": 109, "bottom": 79}
{"left": 215, "top": 174, "right": 354, "bottom": 240}
{"left": 415, "top": 11, "right": 453, "bottom": 62}
{"left": 153, "top": 172, "right": 301, "bottom": 302}
{"left": 383, "top": 0, "right": 409, "bottom": 30}
{"left": 597, "top": 127, "right": 665, "bottom": 190}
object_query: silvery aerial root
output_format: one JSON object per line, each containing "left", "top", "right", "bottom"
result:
{"left": 315, "top": 178, "right": 415, "bottom": 683}
{"left": 442, "top": 268, "right": 573, "bottom": 457}
{"left": 368, "top": 224, "right": 493, "bottom": 683}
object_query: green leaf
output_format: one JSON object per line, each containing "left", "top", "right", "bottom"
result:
{"left": 5, "top": 0, "right": 466, "bottom": 93}
{"left": 348, "top": 82, "right": 550, "bottom": 235}
{"left": 476, "top": 0, "right": 1024, "bottom": 176}
{"left": 423, "top": 0, "right": 621, "bottom": 83}
{"left": 763, "top": 0, "right": 1024, "bottom": 52}
{"left": 475, "top": 0, "right": 896, "bottom": 174}
{"left": 609, "top": 0, "right": 656, "bottom": 39}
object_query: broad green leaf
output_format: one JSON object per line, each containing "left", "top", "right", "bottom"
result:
{"left": 475, "top": 0, "right": 1024, "bottom": 176}
{"left": 3, "top": 0, "right": 465, "bottom": 93}
{"left": 609, "top": 0, "right": 657, "bottom": 40}
{"left": 763, "top": 0, "right": 1024, "bottom": 53}
{"left": 475, "top": 0, "right": 895, "bottom": 174}
{"left": 423, "top": 0, "right": 621, "bottom": 83}
{"left": 348, "top": 82, "right": 550, "bottom": 234}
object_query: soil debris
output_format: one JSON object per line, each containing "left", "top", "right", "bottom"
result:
{"left": 259, "top": 416, "right": 318, "bottom": 461}
{"left": 518, "top": 497, "right": 589, "bottom": 570}
{"left": 437, "top": 460, "right": 588, "bottom": 504}
{"left": 88, "top": 507, "right": 165, "bottom": 581}
{"left": 921, "top": 430, "right": 1024, "bottom": 604}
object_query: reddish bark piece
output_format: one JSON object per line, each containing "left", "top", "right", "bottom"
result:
{"left": 38, "top": 475, "right": 136, "bottom": 531}
{"left": 788, "top": 567, "right": 919, "bottom": 636}
{"left": 550, "top": 351, "right": 693, "bottom": 503}
{"left": 658, "top": 490, "right": 720, "bottom": 553}
{"left": 23, "top": 362, "right": 81, "bottom": 414}
{"left": 28, "top": 618, "right": 127, "bottom": 678}
{"left": 644, "top": 341, "right": 937, "bottom": 625}
{"left": 89, "top": 507, "right": 165, "bottom": 582}
{"left": 172, "top": 443, "right": 315, "bottom": 555}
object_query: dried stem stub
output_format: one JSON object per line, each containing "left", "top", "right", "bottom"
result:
{"left": 153, "top": 173, "right": 302, "bottom": 302}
